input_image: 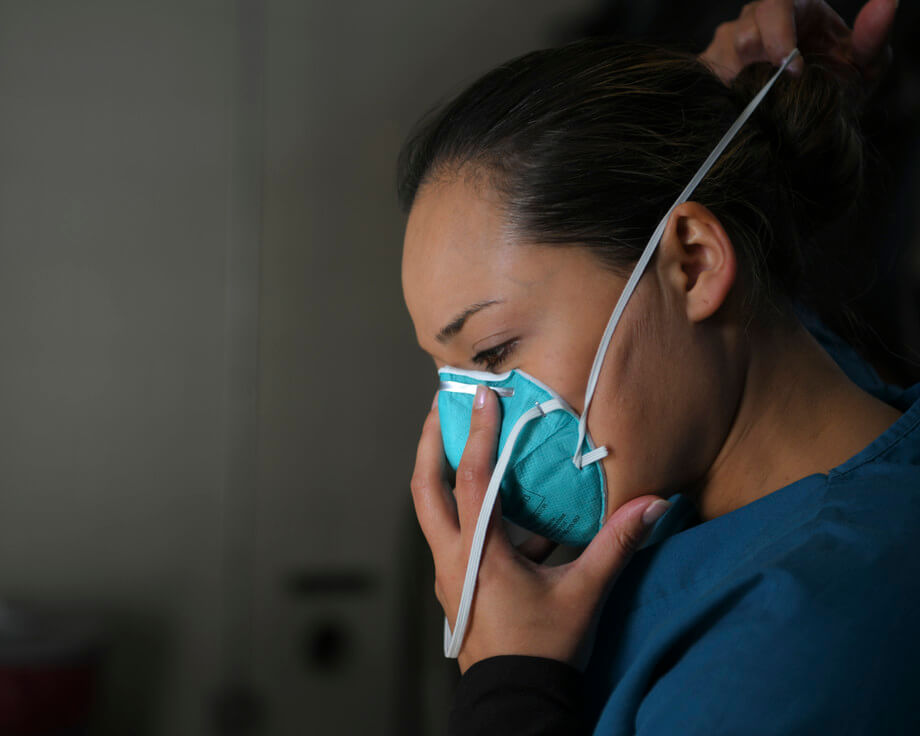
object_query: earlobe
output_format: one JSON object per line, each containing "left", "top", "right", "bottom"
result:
{"left": 658, "top": 201, "right": 737, "bottom": 323}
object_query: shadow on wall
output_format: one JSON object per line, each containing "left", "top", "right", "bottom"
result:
{"left": 92, "top": 607, "right": 173, "bottom": 736}
{"left": 392, "top": 508, "right": 460, "bottom": 736}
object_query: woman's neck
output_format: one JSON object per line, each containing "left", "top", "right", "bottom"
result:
{"left": 691, "top": 319, "right": 903, "bottom": 522}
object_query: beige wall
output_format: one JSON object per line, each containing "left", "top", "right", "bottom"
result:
{"left": 0, "top": 1, "right": 593, "bottom": 734}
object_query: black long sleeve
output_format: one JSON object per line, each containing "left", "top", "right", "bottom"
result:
{"left": 448, "top": 655, "right": 589, "bottom": 736}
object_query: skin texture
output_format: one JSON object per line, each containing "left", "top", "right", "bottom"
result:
{"left": 403, "top": 0, "right": 899, "bottom": 675}
{"left": 404, "top": 178, "right": 742, "bottom": 518}
{"left": 403, "top": 176, "right": 901, "bottom": 673}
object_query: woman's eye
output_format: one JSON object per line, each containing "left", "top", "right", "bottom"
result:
{"left": 472, "top": 340, "right": 518, "bottom": 371}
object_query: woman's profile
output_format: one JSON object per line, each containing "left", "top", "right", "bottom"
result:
{"left": 398, "top": 1, "right": 915, "bottom": 733}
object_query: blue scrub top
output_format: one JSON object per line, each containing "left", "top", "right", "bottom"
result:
{"left": 584, "top": 321, "right": 920, "bottom": 734}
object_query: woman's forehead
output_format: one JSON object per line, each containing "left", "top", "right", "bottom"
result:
{"left": 403, "top": 178, "right": 509, "bottom": 276}
{"left": 401, "top": 179, "right": 619, "bottom": 352}
{"left": 401, "top": 179, "right": 516, "bottom": 335}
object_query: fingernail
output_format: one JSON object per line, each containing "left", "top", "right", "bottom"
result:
{"left": 642, "top": 499, "right": 671, "bottom": 527}
{"left": 474, "top": 384, "right": 487, "bottom": 410}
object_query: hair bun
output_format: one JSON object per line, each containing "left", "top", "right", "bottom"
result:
{"left": 730, "top": 55, "right": 865, "bottom": 239}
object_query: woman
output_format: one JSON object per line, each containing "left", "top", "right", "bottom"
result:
{"left": 400, "top": 1, "right": 915, "bottom": 733}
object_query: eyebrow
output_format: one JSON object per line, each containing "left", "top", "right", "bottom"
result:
{"left": 436, "top": 299, "right": 502, "bottom": 343}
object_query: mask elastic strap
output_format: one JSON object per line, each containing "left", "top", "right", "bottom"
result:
{"left": 444, "top": 397, "right": 565, "bottom": 658}
{"left": 572, "top": 48, "right": 801, "bottom": 469}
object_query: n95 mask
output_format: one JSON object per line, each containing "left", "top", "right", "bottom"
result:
{"left": 436, "top": 49, "right": 801, "bottom": 659}
{"left": 438, "top": 366, "right": 608, "bottom": 547}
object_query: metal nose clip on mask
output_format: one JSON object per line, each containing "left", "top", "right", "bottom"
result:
{"left": 436, "top": 49, "right": 801, "bottom": 659}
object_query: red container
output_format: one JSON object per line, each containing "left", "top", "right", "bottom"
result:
{"left": 0, "top": 604, "right": 103, "bottom": 736}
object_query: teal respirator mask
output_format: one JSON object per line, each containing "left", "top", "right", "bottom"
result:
{"left": 437, "top": 50, "right": 800, "bottom": 658}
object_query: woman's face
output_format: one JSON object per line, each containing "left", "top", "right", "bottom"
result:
{"left": 401, "top": 175, "right": 737, "bottom": 517}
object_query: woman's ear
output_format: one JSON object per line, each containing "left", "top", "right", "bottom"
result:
{"left": 656, "top": 201, "right": 737, "bottom": 322}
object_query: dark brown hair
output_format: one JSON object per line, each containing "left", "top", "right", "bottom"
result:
{"left": 397, "top": 39, "right": 864, "bottom": 319}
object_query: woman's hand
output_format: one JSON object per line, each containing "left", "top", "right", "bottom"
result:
{"left": 410, "top": 385, "right": 670, "bottom": 674}
{"left": 700, "top": 0, "right": 897, "bottom": 84}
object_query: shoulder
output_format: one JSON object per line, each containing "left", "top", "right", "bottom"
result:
{"left": 634, "top": 500, "right": 920, "bottom": 735}
{"left": 593, "top": 349, "right": 920, "bottom": 732}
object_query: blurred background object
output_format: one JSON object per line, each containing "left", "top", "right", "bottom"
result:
{"left": 0, "top": 1, "right": 916, "bottom": 735}
{"left": 0, "top": 602, "right": 104, "bottom": 735}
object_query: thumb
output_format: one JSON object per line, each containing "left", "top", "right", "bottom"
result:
{"left": 851, "top": 0, "right": 897, "bottom": 72}
{"left": 571, "top": 495, "right": 671, "bottom": 597}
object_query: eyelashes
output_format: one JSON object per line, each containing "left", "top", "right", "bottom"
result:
{"left": 472, "top": 339, "right": 518, "bottom": 372}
